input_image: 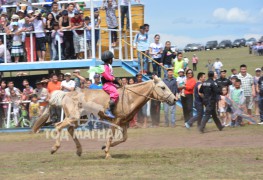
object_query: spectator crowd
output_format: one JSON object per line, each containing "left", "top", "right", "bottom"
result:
{"left": 0, "top": 0, "right": 141, "bottom": 63}
{"left": 0, "top": 1, "right": 262, "bottom": 132}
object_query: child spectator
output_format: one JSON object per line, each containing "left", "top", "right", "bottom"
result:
{"left": 8, "top": 22, "right": 24, "bottom": 63}
{"left": 218, "top": 86, "right": 228, "bottom": 126}
{"left": 161, "top": 41, "right": 176, "bottom": 78}
{"left": 22, "top": 79, "right": 34, "bottom": 101}
{"left": 51, "top": 22, "right": 64, "bottom": 60}
{"left": 84, "top": 16, "right": 92, "bottom": 58}
{"left": 205, "top": 59, "right": 214, "bottom": 72}
{"left": 192, "top": 54, "right": 198, "bottom": 71}
{"left": 29, "top": 94, "right": 40, "bottom": 127}
{"left": 229, "top": 79, "right": 245, "bottom": 126}
{"left": 8, "top": 90, "right": 21, "bottom": 126}
{"left": 33, "top": 80, "right": 48, "bottom": 114}
{"left": 101, "top": 0, "right": 118, "bottom": 47}
{"left": 177, "top": 69, "right": 186, "bottom": 97}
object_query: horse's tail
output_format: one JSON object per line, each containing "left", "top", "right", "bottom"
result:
{"left": 32, "top": 90, "right": 67, "bottom": 133}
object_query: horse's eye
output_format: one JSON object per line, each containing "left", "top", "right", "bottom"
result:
{"left": 161, "top": 87, "right": 165, "bottom": 90}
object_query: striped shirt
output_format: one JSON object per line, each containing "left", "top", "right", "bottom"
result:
{"left": 237, "top": 73, "right": 253, "bottom": 96}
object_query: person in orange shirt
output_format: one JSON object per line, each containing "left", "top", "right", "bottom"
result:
{"left": 47, "top": 74, "right": 62, "bottom": 124}
{"left": 180, "top": 69, "right": 196, "bottom": 123}
{"left": 47, "top": 74, "right": 61, "bottom": 94}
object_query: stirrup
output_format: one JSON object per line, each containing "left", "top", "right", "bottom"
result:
{"left": 105, "top": 109, "right": 115, "bottom": 119}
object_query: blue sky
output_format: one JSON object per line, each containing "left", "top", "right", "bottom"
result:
{"left": 140, "top": 0, "right": 263, "bottom": 47}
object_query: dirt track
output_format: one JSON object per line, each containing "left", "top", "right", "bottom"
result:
{"left": 1, "top": 125, "right": 263, "bottom": 154}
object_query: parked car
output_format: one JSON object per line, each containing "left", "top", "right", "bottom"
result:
{"left": 184, "top": 44, "right": 193, "bottom": 52}
{"left": 232, "top": 39, "right": 245, "bottom": 48}
{"left": 258, "top": 36, "right": 263, "bottom": 42}
{"left": 240, "top": 38, "right": 246, "bottom": 46}
{"left": 205, "top": 40, "right": 218, "bottom": 50}
{"left": 246, "top": 38, "right": 257, "bottom": 46}
{"left": 218, "top": 40, "right": 232, "bottom": 49}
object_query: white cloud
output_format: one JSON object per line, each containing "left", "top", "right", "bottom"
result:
{"left": 213, "top": 7, "right": 253, "bottom": 23}
{"left": 151, "top": 33, "right": 262, "bottom": 48}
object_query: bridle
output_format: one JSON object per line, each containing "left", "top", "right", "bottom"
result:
{"left": 122, "top": 81, "right": 173, "bottom": 103}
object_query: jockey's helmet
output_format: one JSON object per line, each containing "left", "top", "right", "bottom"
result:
{"left": 101, "top": 51, "right": 114, "bottom": 62}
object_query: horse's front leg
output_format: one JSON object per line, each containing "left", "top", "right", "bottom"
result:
{"left": 50, "top": 119, "right": 70, "bottom": 154}
{"left": 67, "top": 123, "right": 82, "bottom": 157}
{"left": 110, "top": 124, "right": 128, "bottom": 147}
{"left": 104, "top": 126, "right": 116, "bottom": 159}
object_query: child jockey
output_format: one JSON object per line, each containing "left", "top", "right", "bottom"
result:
{"left": 101, "top": 51, "right": 119, "bottom": 118}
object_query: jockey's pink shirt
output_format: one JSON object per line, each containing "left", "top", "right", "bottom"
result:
{"left": 101, "top": 64, "right": 119, "bottom": 102}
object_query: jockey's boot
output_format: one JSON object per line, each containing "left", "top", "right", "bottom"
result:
{"left": 105, "top": 100, "right": 116, "bottom": 119}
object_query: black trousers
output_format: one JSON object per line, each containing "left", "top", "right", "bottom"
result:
{"left": 121, "top": 6, "right": 129, "bottom": 29}
{"left": 111, "top": 27, "right": 118, "bottom": 43}
{"left": 200, "top": 101, "right": 223, "bottom": 131}
{"left": 181, "top": 94, "right": 193, "bottom": 122}
{"left": 63, "top": 36, "right": 75, "bottom": 59}
{"left": 193, "top": 63, "right": 197, "bottom": 71}
{"left": 187, "top": 102, "right": 204, "bottom": 127}
{"left": 150, "top": 100, "right": 160, "bottom": 126}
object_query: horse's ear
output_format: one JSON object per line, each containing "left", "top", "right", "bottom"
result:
{"left": 153, "top": 75, "right": 160, "bottom": 83}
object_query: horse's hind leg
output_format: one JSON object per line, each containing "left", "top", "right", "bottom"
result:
{"left": 68, "top": 125, "right": 82, "bottom": 157}
{"left": 50, "top": 119, "right": 70, "bottom": 154}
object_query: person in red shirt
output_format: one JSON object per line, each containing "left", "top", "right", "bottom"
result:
{"left": 70, "top": 11, "right": 84, "bottom": 59}
{"left": 180, "top": 69, "right": 196, "bottom": 122}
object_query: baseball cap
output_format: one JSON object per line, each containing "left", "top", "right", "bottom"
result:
{"left": 178, "top": 69, "right": 184, "bottom": 73}
{"left": 74, "top": 10, "right": 80, "bottom": 15}
{"left": 65, "top": 72, "right": 71, "bottom": 76}
{"left": 61, "top": 10, "right": 68, "bottom": 16}
{"left": 94, "top": 8, "right": 99, "bottom": 12}
{"left": 1, "top": 12, "right": 7, "bottom": 16}
{"left": 73, "top": 69, "right": 80, "bottom": 73}
{"left": 18, "top": 9, "right": 24, "bottom": 13}
{"left": 94, "top": 74, "right": 100, "bottom": 78}
{"left": 11, "top": 14, "right": 19, "bottom": 19}
{"left": 255, "top": 68, "right": 261, "bottom": 72}
{"left": 27, "top": 10, "right": 34, "bottom": 14}
{"left": 35, "top": 80, "right": 42, "bottom": 85}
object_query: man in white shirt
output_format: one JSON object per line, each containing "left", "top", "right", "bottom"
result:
{"left": 29, "top": 10, "right": 47, "bottom": 61}
{"left": 61, "top": 73, "right": 76, "bottom": 92}
{"left": 213, "top": 58, "right": 223, "bottom": 78}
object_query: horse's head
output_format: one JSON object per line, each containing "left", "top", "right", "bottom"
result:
{"left": 152, "top": 75, "right": 177, "bottom": 106}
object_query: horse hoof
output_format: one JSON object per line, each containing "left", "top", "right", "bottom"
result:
{"left": 50, "top": 149, "right": 56, "bottom": 154}
{"left": 105, "top": 155, "right": 111, "bottom": 159}
{"left": 101, "top": 145, "right": 106, "bottom": 150}
{"left": 76, "top": 151, "right": 82, "bottom": 157}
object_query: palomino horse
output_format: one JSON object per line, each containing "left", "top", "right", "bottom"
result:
{"left": 33, "top": 76, "right": 177, "bottom": 159}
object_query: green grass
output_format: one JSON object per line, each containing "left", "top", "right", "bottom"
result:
{"left": 185, "top": 47, "right": 262, "bottom": 75}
